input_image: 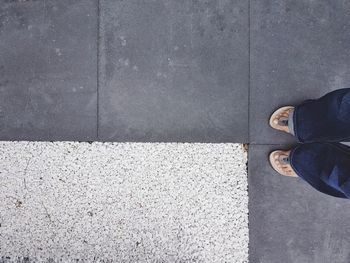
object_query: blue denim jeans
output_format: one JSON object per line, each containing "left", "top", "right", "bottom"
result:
{"left": 289, "top": 89, "right": 350, "bottom": 198}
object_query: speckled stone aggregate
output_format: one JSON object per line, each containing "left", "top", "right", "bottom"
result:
{"left": 0, "top": 142, "right": 248, "bottom": 263}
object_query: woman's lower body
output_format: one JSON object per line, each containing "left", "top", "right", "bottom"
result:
{"left": 269, "top": 88, "right": 350, "bottom": 199}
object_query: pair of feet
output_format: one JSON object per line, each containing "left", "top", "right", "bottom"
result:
{"left": 269, "top": 106, "right": 298, "bottom": 177}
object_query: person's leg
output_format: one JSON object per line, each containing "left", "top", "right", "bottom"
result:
{"left": 290, "top": 142, "right": 350, "bottom": 199}
{"left": 293, "top": 88, "right": 350, "bottom": 142}
{"left": 270, "top": 88, "right": 350, "bottom": 142}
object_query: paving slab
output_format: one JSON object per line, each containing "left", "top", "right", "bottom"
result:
{"left": 250, "top": 0, "right": 350, "bottom": 144}
{"left": 0, "top": 142, "right": 248, "bottom": 262}
{"left": 99, "top": 0, "right": 249, "bottom": 142}
{"left": 0, "top": 0, "right": 97, "bottom": 141}
{"left": 248, "top": 144, "right": 350, "bottom": 263}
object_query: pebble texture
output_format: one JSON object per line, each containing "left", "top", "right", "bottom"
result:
{"left": 0, "top": 142, "right": 248, "bottom": 263}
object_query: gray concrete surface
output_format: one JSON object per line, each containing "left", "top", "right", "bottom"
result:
{"left": 1, "top": 0, "right": 350, "bottom": 262}
{"left": 0, "top": 0, "right": 249, "bottom": 142}
{"left": 249, "top": 1, "right": 350, "bottom": 262}
{"left": 250, "top": 0, "right": 350, "bottom": 144}
{"left": 99, "top": 0, "right": 249, "bottom": 142}
{"left": 0, "top": 0, "right": 98, "bottom": 141}
{"left": 0, "top": 142, "right": 248, "bottom": 263}
{"left": 248, "top": 145, "right": 350, "bottom": 263}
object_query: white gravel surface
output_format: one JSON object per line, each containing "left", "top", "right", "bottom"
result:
{"left": 0, "top": 142, "right": 248, "bottom": 263}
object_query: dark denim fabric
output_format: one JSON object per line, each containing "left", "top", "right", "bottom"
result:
{"left": 290, "top": 143, "right": 350, "bottom": 198}
{"left": 294, "top": 88, "right": 350, "bottom": 143}
{"left": 289, "top": 89, "right": 350, "bottom": 198}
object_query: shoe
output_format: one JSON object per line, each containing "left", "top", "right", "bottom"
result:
{"left": 269, "top": 150, "right": 298, "bottom": 177}
{"left": 269, "top": 106, "right": 294, "bottom": 134}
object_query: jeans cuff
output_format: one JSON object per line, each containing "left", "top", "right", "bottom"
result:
{"left": 288, "top": 108, "right": 295, "bottom": 136}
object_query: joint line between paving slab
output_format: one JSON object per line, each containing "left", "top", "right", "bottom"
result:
{"left": 247, "top": 0, "right": 250, "bottom": 169}
{"left": 96, "top": 0, "right": 101, "bottom": 138}
{"left": 249, "top": 143, "right": 291, "bottom": 147}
